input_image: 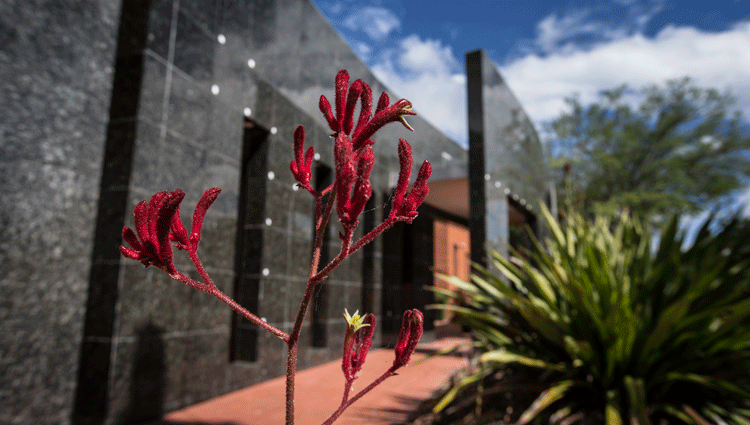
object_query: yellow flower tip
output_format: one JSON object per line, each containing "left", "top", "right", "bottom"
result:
{"left": 344, "top": 309, "right": 370, "bottom": 332}
{"left": 399, "top": 116, "right": 414, "bottom": 132}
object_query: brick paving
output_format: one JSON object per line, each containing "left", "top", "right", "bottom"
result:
{"left": 155, "top": 337, "right": 470, "bottom": 425}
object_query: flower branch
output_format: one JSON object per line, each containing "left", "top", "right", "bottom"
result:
{"left": 119, "top": 69, "right": 431, "bottom": 424}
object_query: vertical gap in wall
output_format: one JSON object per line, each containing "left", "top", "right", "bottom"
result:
{"left": 361, "top": 195, "right": 376, "bottom": 315}
{"left": 231, "top": 118, "right": 269, "bottom": 362}
{"left": 381, "top": 191, "right": 405, "bottom": 347}
{"left": 72, "top": 0, "right": 151, "bottom": 422}
{"left": 402, "top": 207, "right": 435, "bottom": 332}
{"left": 466, "top": 50, "right": 488, "bottom": 268}
{"left": 311, "top": 163, "right": 333, "bottom": 348}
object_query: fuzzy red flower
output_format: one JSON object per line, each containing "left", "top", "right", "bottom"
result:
{"left": 389, "top": 139, "right": 432, "bottom": 222}
{"left": 290, "top": 126, "right": 315, "bottom": 192}
{"left": 318, "top": 70, "right": 417, "bottom": 149}
{"left": 121, "top": 188, "right": 221, "bottom": 274}
{"left": 335, "top": 133, "right": 374, "bottom": 232}
{"left": 120, "top": 190, "right": 185, "bottom": 276}
{"left": 392, "top": 309, "right": 424, "bottom": 369}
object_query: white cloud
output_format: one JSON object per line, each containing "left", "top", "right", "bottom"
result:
{"left": 530, "top": 0, "right": 664, "bottom": 55}
{"left": 353, "top": 41, "right": 372, "bottom": 61}
{"left": 501, "top": 21, "right": 750, "bottom": 126}
{"left": 398, "top": 35, "right": 459, "bottom": 75}
{"left": 318, "top": 1, "right": 344, "bottom": 15}
{"left": 365, "top": 16, "right": 750, "bottom": 156}
{"left": 370, "top": 35, "right": 467, "bottom": 146}
{"left": 536, "top": 10, "right": 597, "bottom": 54}
{"left": 343, "top": 6, "right": 401, "bottom": 41}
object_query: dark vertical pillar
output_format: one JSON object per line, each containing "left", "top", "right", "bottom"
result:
{"left": 407, "top": 207, "right": 435, "bottom": 331}
{"left": 231, "top": 119, "right": 270, "bottom": 362}
{"left": 466, "top": 50, "right": 488, "bottom": 268}
{"left": 381, "top": 193, "right": 406, "bottom": 346}
{"left": 73, "top": 1, "right": 151, "bottom": 423}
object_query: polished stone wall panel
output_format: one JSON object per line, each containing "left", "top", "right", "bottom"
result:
{"left": 0, "top": 0, "right": 121, "bottom": 423}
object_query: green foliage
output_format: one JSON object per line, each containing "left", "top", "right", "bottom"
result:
{"left": 549, "top": 78, "right": 750, "bottom": 220}
{"left": 432, "top": 207, "right": 750, "bottom": 424}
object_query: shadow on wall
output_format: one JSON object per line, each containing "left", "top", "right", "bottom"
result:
{"left": 117, "top": 322, "right": 239, "bottom": 425}
{"left": 117, "top": 323, "right": 166, "bottom": 425}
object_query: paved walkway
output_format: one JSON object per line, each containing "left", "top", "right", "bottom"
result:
{"left": 156, "top": 337, "right": 470, "bottom": 425}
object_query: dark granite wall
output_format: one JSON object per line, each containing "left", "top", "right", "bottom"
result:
{"left": 0, "top": 1, "right": 122, "bottom": 424}
{"left": 467, "top": 50, "right": 547, "bottom": 266}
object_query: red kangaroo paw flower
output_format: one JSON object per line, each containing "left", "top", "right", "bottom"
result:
{"left": 122, "top": 226, "right": 142, "bottom": 252}
{"left": 375, "top": 91, "right": 389, "bottom": 115}
{"left": 352, "top": 99, "right": 416, "bottom": 150}
{"left": 334, "top": 133, "right": 357, "bottom": 230}
{"left": 335, "top": 69, "right": 350, "bottom": 131}
{"left": 393, "top": 309, "right": 424, "bottom": 369}
{"left": 398, "top": 161, "right": 431, "bottom": 222}
{"left": 349, "top": 147, "right": 374, "bottom": 222}
{"left": 290, "top": 126, "right": 314, "bottom": 191}
{"left": 343, "top": 79, "right": 364, "bottom": 135}
{"left": 390, "top": 139, "right": 413, "bottom": 217}
{"left": 342, "top": 310, "right": 376, "bottom": 382}
{"left": 121, "top": 188, "right": 220, "bottom": 273}
{"left": 352, "top": 82, "right": 372, "bottom": 141}
{"left": 319, "top": 95, "right": 338, "bottom": 133}
{"left": 190, "top": 188, "right": 221, "bottom": 251}
{"left": 155, "top": 192, "right": 184, "bottom": 272}
{"left": 335, "top": 134, "right": 374, "bottom": 232}
{"left": 389, "top": 139, "right": 431, "bottom": 222}
{"left": 120, "top": 189, "right": 185, "bottom": 275}
{"left": 119, "top": 244, "right": 141, "bottom": 261}
{"left": 169, "top": 204, "right": 190, "bottom": 251}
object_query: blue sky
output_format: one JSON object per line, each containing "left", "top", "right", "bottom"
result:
{"left": 312, "top": 0, "right": 750, "bottom": 140}
{"left": 312, "top": 0, "right": 750, "bottom": 213}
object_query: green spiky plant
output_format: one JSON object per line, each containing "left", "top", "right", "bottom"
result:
{"left": 431, "top": 207, "right": 750, "bottom": 424}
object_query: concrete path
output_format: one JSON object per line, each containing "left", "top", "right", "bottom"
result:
{"left": 155, "top": 337, "right": 469, "bottom": 425}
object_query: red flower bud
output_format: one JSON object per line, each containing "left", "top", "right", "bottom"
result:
{"left": 335, "top": 70, "right": 350, "bottom": 131}
{"left": 169, "top": 203, "right": 190, "bottom": 251}
{"left": 349, "top": 147, "right": 374, "bottom": 221}
{"left": 190, "top": 188, "right": 221, "bottom": 251}
{"left": 290, "top": 125, "right": 314, "bottom": 192}
{"left": 399, "top": 161, "right": 431, "bottom": 222}
{"left": 375, "top": 91, "right": 390, "bottom": 115}
{"left": 319, "top": 95, "right": 338, "bottom": 133}
{"left": 334, "top": 133, "right": 356, "bottom": 228}
{"left": 393, "top": 309, "right": 423, "bottom": 369}
{"left": 353, "top": 82, "right": 373, "bottom": 141}
{"left": 343, "top": 79, "right": 364, "bottom": 135}
{"left": 388, "top": 139, "right": 431, "bottom": 223}
{"left": 390, "top": 139, "right": 413, "bottom": 217}
{"left": 335, "top": 136, "right": 374, "bottom": 232}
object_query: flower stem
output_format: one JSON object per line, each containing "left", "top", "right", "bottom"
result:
{"left": 322, "top": 368, "right": 397, "bottom": 425}
{"left": 285, "top": 189, "right": 337, "bottom": 425}
{"left": 178, "top": 252, "right": 289, "bottom": 342}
